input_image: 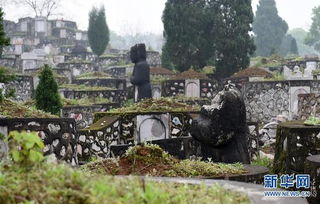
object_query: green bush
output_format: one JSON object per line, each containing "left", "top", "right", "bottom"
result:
{"left": 35, "top": 64, "right": 62, "bottom": 115}
{"left": 6, "top": 131, "right": 44, "bottom": 168}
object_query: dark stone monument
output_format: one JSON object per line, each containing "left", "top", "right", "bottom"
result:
{"left": 190, "top": 82, "right": 250, "bottom": 164}
{"left": 130, "top": 43, "right": 152, "bottom": 102}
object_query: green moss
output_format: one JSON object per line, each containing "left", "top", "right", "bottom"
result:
{"left": 75, "top": 71, "right": 111, "bottom": 79}
{"left": 62, "top": 97, "right": 111, "bottom": 106}
{"left": 0, "top": 99, "right": 57, "bottom": 118}
{"left": 252, "top": 156, "right": 274, "bottom": 173}
{"left": 0, "top": 162, "right": 249, "bottom": 204}
{"left": 87, "top": 144, "right": 248, "bottom": 178}
{"left": 107, "top": 98, "right": 200, "bottom": 114}
{"left": 59, "top": 84, "right": 115, "bottom": 91}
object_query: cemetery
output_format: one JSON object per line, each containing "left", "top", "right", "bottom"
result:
{"left": 0, "top": 0, "right": 320, "bottom": 203}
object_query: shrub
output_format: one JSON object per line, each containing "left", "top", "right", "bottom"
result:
{"left": 6, "top": 131, "right": 44, "bottom": 168}
{"left": 35, "top": 64, "right": 62, "bottom": 115}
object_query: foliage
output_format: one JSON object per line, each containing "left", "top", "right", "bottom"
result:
{"left": 62, "top": 97, "right": 111, "bottom": 106}
{"left": 87, "top": 144, "right": 248, "bottom": 178}
{"left": 263, "top": 72, "right": 285, "bottom": 81}
{"left": 6, "top": 131, "right": 44, "bottom": 168}
{"left": 125, "top": 143, "right": 172, "bottom": 164}
{"left": 214, "top": 0, "right": 256, "bottom": 79}
{"left": 304, "top": 116, "right": 320, "bottom": 125}
{"left": 0, "top": 66, "right": 16, "bottom": 102}
{"left": 289, "top": 28, "right": 320, "bottom": 55}
{"left": 0, "top": 99, "right": 57, "bottom": 118}
{"left": 253, "top": 0, "right": 288, "bottom": 57}
{"left": 0, "top": 162, "right": 249, "bottom": 204}
{"left": 35, "top": 64, "right": 62, "bottom": 115}
{"left": 279, "top": 34, "right": 299, "bottom": 56}
{"left": 0, "top": 67, "right": 15, "bottom": 83}
{"left": 88, "top": 6, "right": 109, "bottom": 56}
{"left": 60, "top": 84, "right": 115, "bottom": 91}
{"left": 305, "top": 6, "right": 320, "bottom": 52}
{"left": 0, "top": 7, "right": 10, "bottom": 57}
{"left": 107, "top": 98, "right": 200, "bottom": 114}
{"left": 162, "top": 0, "right": 215, "bottom": 72}
{"left": 252, "top": 156, "right": 273, "bottom": 172}
{"left": 75, "top": 71, "right": 111, "bottom": 79}
{"left": 202, "top": 66, "right": 216, "bottom": 74}
{"left": 166, "top": 160, "right": 247, "bottom": 177}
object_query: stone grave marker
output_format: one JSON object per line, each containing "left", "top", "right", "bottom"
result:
{"left": 185, "top": 79, "right": 200, "bottom": 98}
{"left": 135, "top": 114, "right": 169, "bottom": 143}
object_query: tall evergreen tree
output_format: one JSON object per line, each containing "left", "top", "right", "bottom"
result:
{"left": 88, "top": 6, "right": 109, "bottom": 56}
{"left": 305, "top": 6, "right": 320, "bottom": 52}
{"left": 215, "top": 0, "right": 255, "bottom": 78}
{"left": 35, "top": 65, "right": 62, "bottom": 115}
{"left": 162, "top": 0, "right": 215, "bottom": 72}
{"left": 279, "top": 34, "right": 299, "bottom": 56}
{"left": 253, "top": 0, "right": 288, "bottom": 56}
{"left": 0, "top": 7, "right": 10, "bottom": 57}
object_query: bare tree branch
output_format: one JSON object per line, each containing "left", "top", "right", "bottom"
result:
{"left": 12, "top": 0, "right": 60, "bottom": 18}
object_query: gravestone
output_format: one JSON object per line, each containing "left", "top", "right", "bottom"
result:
{"left": 136, "top": 114, "right": 169, "bottom": 142}
{"left": 289, "top": 86, "right": 310, "bottom": 119}
{"left": 190, "top": 82, "right": 250, "bottom": 163}
{"left": 151, "top": 84, "right": 162, "bottom": 99}
{"left": 185, "top": 79, "right": 200, "bottom": 98}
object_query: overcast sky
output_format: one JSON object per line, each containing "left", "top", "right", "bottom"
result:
{"left": 2, "top": 0, "right": 319, "bottom": 35}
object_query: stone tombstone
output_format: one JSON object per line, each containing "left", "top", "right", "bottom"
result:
{"left": 151, "top": 84, "right": 162, "bottom": 99}
{"left": 130, "top": 43, "right": 152, "bottom": 102}
{"left": 289, "top": 86, "right": 310, "bottom": 119}
{"left": 185, "top": 79, "right": 200, "bottom": 98}
{"left": 136, "top": 114, "right": 169, "bottom": 143}
{"left": 190, "top": 82, "right": 250, "bottom": 164}
{"left": 305, "top": 61, "right": 317, "bottom": 79}
{"left": 283, "top": 65, "right": 292, "bottom": 80}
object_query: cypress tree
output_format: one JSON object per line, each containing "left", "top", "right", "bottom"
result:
{"left": 88, "top": 6, "right": 109, "bottom": 56}
{"left": 0, "top": 7, "right": 10, "bottom": 57}
{"left": 162, "top": 0, "right": 214, "bottom": 72}
{"left": 215, "top": 0, "right": 256, "bottom": 78}
{"left": 35, "top": 65, "right": 62, "bottom": 115}
{"left": 305, "top": 6, "right": 320, "bottom": 52}
{"left": 253, "top": 0, "right": 288, "bottom": 56}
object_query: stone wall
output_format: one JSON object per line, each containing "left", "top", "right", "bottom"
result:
{"left": 162, "top": 80, "right": 186, "bottom": 97}
{"left": 0, "top": 118, "right": 78, "bottom": 164}
{"left": 61, "top": 103, "right": 120, "bottom": 129}
{"left": 4, "top": 75, "right": 34, "bottom": 102}
{"left": 61, "top": 89, "right": 127, "bottom": 104}
{"left": 162, "top": 79, "right": 218, "bottom": 99}
{"left": 200, "top": 79, "right": 218, "bottom": 98}
{"left": 105, "top": 66, "right": 128, "bottom": 78}
{"left": 0, "top": 57, "right": 17, "bottom": 68}
{"left": 73, "top": 78, "right": 126, "bottom": 90}
{"left": 242, "top": 81, "right": 290, "bottom": 123}
{"left": 57, "top": 62, "right": 95, "bottom": 77}
{"left": 297, "top": 93, "right": 320, "bottom": 120}
{"left": 242, "top": 80, "right": 320, "bottom": 123}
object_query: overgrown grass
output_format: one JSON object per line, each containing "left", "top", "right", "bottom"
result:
{"left": 107, "top": 98, "right": 200, "bottom": 114}
{"left": 0, "top": 162, "right": 249, "bottom": 204}
{"left": 59, "top": 84, "right": 115, "bottom": 91}
{"left": 75, "top": 71, "right": 112, "bottom": 79}
{"left": 0, "top": 99, "right": 57, "bottom": 118}
{"left": 62, "top": 97, "right": 111, "bottom": 106}
{"left": 252, "top": 156, "right": 273, "bottom": 172}
{"left": 86, "top": 144, "right": 248, "bottom": 178}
